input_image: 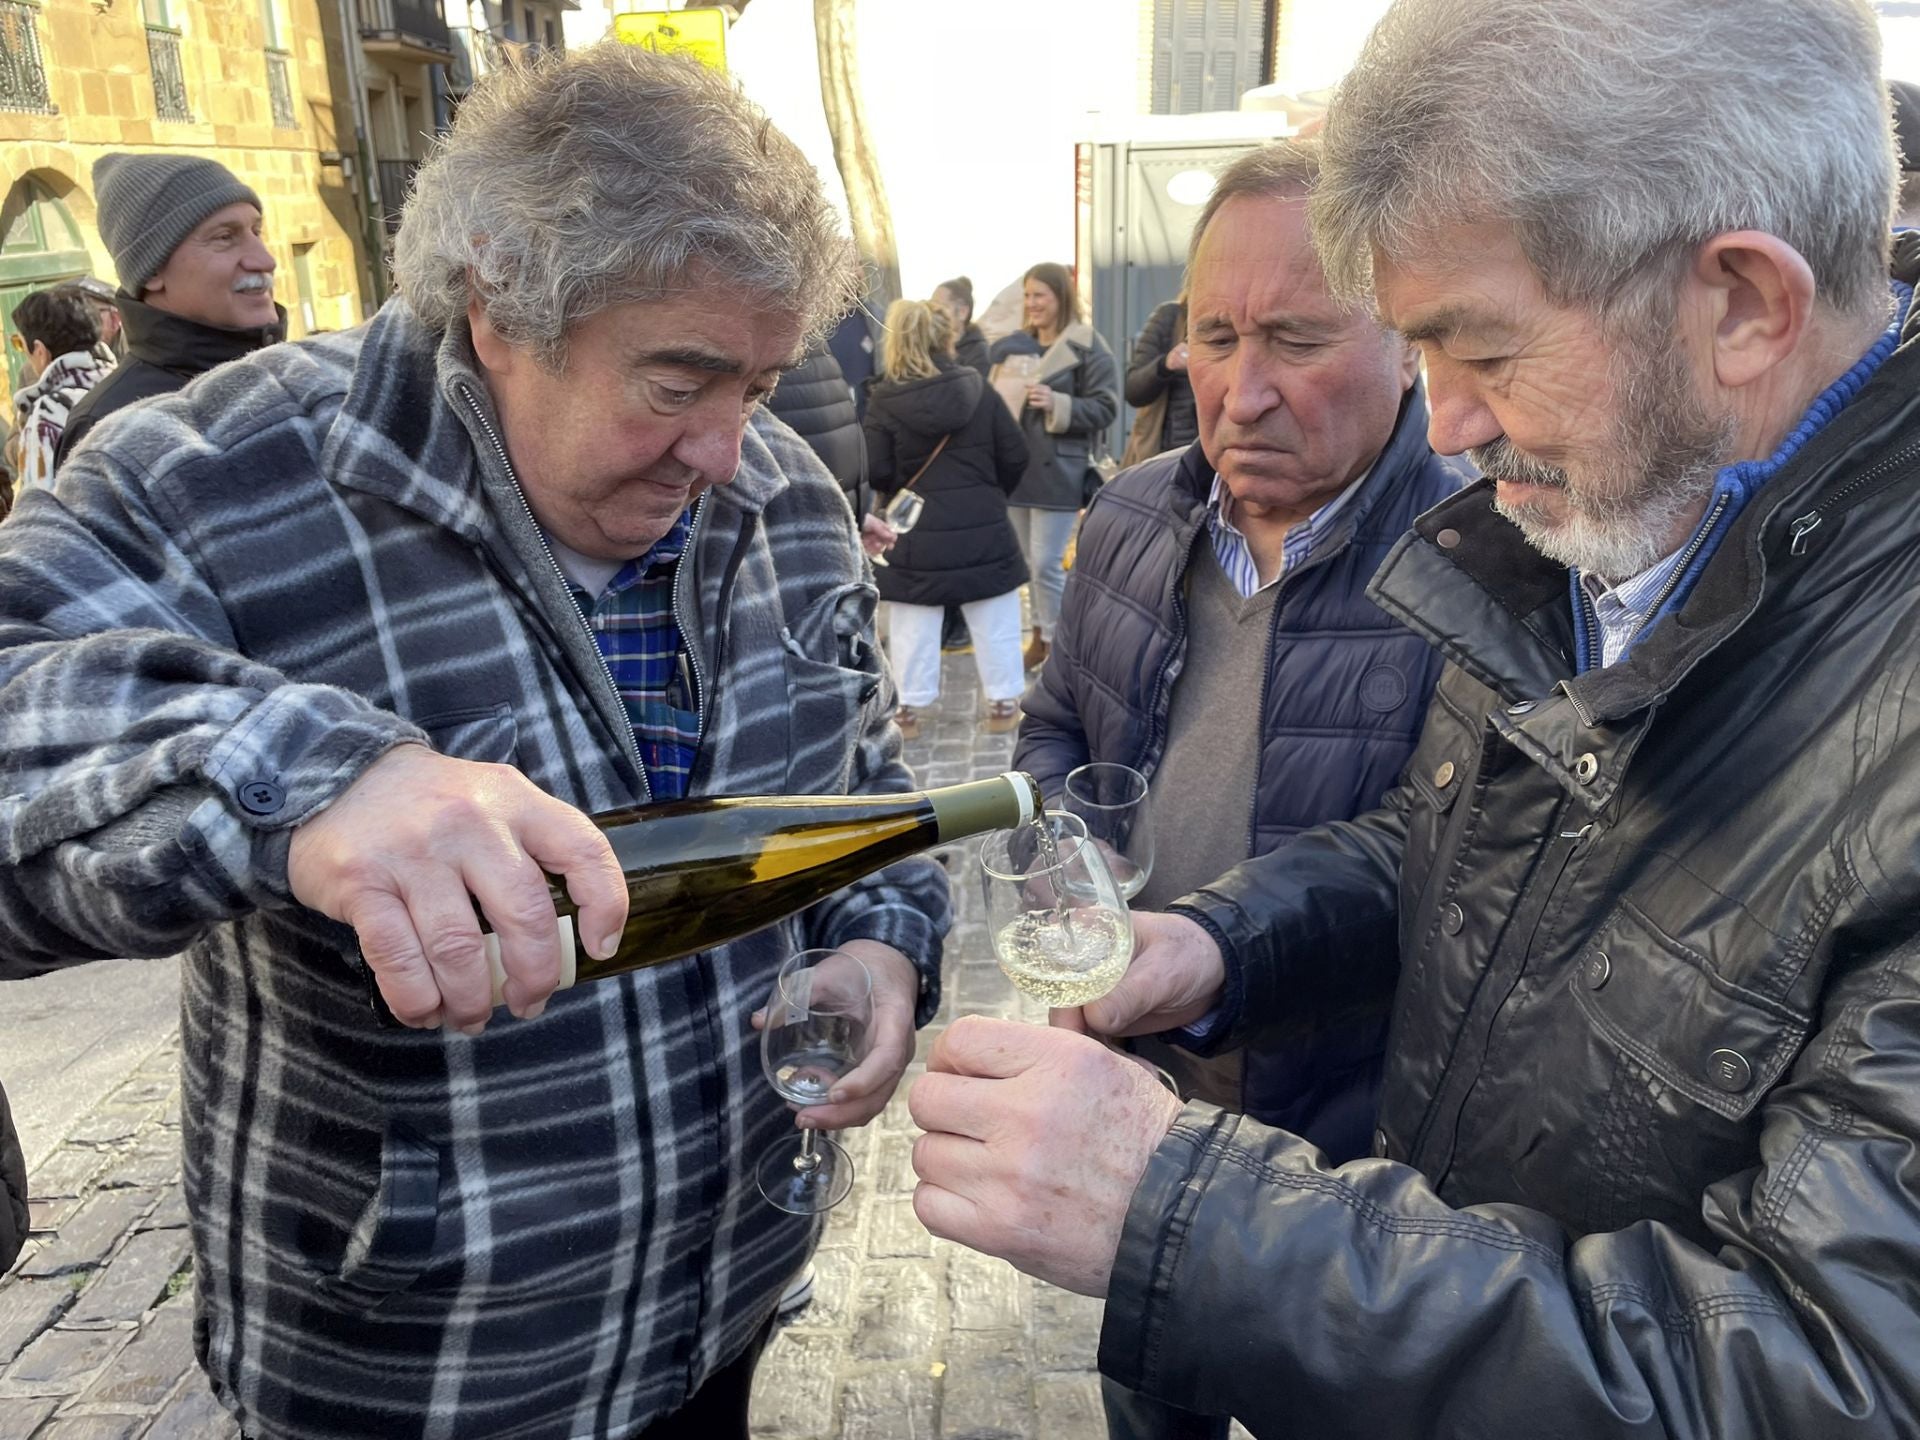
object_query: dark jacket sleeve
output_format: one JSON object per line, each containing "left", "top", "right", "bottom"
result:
{"left": 863, "top": 408, "right": 898, "bottom": 499}
{"left": 1060, "top": 338, "right": 1121, "bottom": 442}
{"left": 1125, "top": 304, "right": 1179, "bottom": 407}
{"left": 1102, "top": 926, "right": 1920, "bottom": 1439}
{"left": 1168, "top": 787, "right": 1408, "bottom": 1048}
{"left": 0, "top": 1080, "right": 25, "bottom": 1272}
{"left": 989, "top": 396, "right": 1031, "bottom": 496}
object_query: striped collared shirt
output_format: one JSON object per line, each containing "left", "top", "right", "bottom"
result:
{"left": 1204, "top": 467, "right": 1369, "bottom": 598}
{"left": 1578, "top": 549, "right": 1689, "bottom": 670}
{"left": 561, "top": 510, "right": 700, "bottom": 800}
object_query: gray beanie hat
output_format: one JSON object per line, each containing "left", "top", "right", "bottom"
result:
{"left": 92, "top": 153, "right": 262, "bottom": 294}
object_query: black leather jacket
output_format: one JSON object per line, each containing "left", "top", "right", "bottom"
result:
{"left": 1101, "top": 252, "right": 1920, "bottom": 1436}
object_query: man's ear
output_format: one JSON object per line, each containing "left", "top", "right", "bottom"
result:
{"left": 468, "top": 297, "right": 514, "bottom": 377}
{"left": 1690, "top": 231, "right": 1816, "bottom": 392}
{"left": 1396, "top": 335, "right": 1421, "bottom": 390}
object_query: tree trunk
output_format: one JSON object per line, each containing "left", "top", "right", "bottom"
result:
{"left": 813, "top": 0, "right": 902, "bottom": 314}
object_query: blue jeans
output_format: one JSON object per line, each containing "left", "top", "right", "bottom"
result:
{"left": 1008, "top": 505, "right": 1079, "bottom": 640}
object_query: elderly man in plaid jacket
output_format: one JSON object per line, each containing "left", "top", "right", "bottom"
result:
{"left": 0, "top": 45, "right": 945, "bottom": 1440}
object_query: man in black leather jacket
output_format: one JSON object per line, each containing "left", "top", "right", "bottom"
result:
{"left": 910, "top": 1, "right": 1920, "bottom": 1434}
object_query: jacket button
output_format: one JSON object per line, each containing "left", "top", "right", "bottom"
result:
{"left": 1440, "top": 902, "right": 1464, "bottom": 935}
{"left": 237, "top": 780, "right": 285, "bottom": 816}
{"left": 1436, "top": 527, "right": 1462, "bottom": 549}
{"left": 1507, "top": 700, "right": 1537, "bottom": 716}
{"left": 1371, "top": 1128, "right": 1388, "bottom": 1158}
{"left": 1573, "top": 753, "right": 1600, "bottom": 784}
{"left": 1707, "top": 1048, "right": 1753, "bottom": 1093}
{"left": 1583, "top": 950, "right": 1611, "bottom": 989}
{"left": 1433, "top": 760, "right": 1456, "bottom": 789}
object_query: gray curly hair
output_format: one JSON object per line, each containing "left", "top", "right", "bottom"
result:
{"left": 1311, "top": 0, "right": 1895, "bottom": 325}
{"left": 392, "top": 42, "right": 860, "bottom": 368}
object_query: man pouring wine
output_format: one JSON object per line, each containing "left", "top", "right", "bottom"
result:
{"left": 0, "top": 44, "right": 946, "bottom": 1440}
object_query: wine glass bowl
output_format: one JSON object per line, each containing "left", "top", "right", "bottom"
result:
{"left": 1061, "top": 762, "right": 1154, "bottom": 901}
{"left": 979, "top": 810, "right": 1133, "bottom": 1008}
{"left": 757, "top": 948, "right": 872, "bottom": 1214}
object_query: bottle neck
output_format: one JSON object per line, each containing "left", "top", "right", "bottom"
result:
{"left": 927, "top": 772, "right": 1040, "bottom": 841}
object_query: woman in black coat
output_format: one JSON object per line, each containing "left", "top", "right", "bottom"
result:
{"left": 1125, "top": 296, "right": 1198, "bottom": 457}
{"left": 866, "top": 300, "right": 1030, "bottom": 737}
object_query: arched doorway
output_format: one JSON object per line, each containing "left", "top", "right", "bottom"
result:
{"left": 1, "top": 176, "right": 92, "bottom": 398}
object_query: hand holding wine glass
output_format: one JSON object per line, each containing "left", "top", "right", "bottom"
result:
{"left": 870, "top": 489, "right": 924, "bottom": 567}
{"left": 757, "top": 948, "right": 873, "bottom": 1213}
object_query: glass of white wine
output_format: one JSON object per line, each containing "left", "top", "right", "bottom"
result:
{"left": 757, "top": 948, "right": 872, "bottom": 1214}
{"left": 979, "top": 810, "right": 1133, "bottom": 1007}
{"left": 1061, "top": 762, "right": 1153, "bottom": 901}
{"left": 870, "top": 490, "right": 925, "bottom": 568}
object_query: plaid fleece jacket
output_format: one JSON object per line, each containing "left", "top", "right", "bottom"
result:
{"left": 0, "top": 300, "right": 948, "bottom": 1439}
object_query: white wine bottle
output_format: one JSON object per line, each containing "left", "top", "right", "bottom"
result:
{"left": 366, "top": 771, "right": 1041, "bottom": 1021}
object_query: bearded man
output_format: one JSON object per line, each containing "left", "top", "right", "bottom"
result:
{"left": 908, "top": 0, "right": 1920, "bottom": 1434}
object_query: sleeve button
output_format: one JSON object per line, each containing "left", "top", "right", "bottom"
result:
{"left": 238, "top": 780, "right": 286, "bottom": 816}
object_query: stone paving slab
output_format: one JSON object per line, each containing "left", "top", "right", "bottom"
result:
{"left": 0, "top": 653, "right": 1257, "bottom": 1438}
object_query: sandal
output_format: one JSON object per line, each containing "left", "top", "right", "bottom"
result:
{"left": 982, "top": 700, "right": 1019, "bottom": 734}
{"left": 894, "top": 706, "right": 920, "bottom": 740}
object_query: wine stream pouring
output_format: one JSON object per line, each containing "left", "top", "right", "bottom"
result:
{"left": 360, "top": 772, "right": 1043, "bottom": 1025}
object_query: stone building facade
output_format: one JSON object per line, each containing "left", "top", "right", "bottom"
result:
{"left": 0, "top": 0, "right": 374, "bottom": 399}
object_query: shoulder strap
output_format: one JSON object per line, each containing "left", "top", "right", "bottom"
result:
{"left": 900, "top": 432, "right": 953, "bottom": 492}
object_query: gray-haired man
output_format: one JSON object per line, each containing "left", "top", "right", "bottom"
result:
{"left": 911, "top": 0, "right": 1920, "bottom": 1434}
{"left": 0, "top": 45, "right": 942, "bottom": 1440}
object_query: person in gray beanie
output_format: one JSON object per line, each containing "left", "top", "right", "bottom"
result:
{"left": 55, "top": 152, "right": 284, "bottom": 470}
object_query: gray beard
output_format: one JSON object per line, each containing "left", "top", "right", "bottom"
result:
{"left": 1471, "top": 328, "right": 1733, "bottom": 584}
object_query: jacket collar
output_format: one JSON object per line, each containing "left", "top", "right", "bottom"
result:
{"left": 1367, "top": 257, "right": 1920, "bottom": 723}
{"left": 117, "top": 292, "right": 284, "bottom": 376}
{"left": 1166, "top": 379, "right": 1452, "bottom": 563}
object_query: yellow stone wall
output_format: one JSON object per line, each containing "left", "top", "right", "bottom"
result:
{"left": 2, "top": 0, "right": 373, "bottom": 335}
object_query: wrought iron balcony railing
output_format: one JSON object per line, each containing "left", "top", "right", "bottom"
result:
{"left": 376, "top": 157, "right": 420, "bottom": 235}
{"left": 146, "top": 25, "right": 191, "bottom": 123}
{"left": 0, "top": 0, "right": 52, "bottom": 114}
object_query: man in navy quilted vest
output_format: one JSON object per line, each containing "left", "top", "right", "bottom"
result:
{"left": 1013, "top": 137, "right": 1466, "bottom": 1440}
{"left": 0, "top": 42, "right": 945, "bottom": 1440}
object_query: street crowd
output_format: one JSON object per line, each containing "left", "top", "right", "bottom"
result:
{"left": 6, "top": 0, "right": 1920, "bottom": 1436}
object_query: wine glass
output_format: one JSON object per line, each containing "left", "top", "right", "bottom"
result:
{"left": 756, "top": 948, "right": 872, "bottom": 1214}
{"left": 870, "top": 490, "right": 925, "bottom": 568}
{"left": 1062, "top": 762, "right": 1154, "bottom": 901}
{"left": 979, "top": 810, "right": 1133, "bottom": 1008}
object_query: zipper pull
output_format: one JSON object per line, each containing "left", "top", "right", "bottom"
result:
{"left": 1789, "top": 513, "right": 1821, "bottom": 556}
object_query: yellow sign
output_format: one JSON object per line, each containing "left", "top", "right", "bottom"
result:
{"left": 613, "top": 9, "right": 730, "bottom": 72}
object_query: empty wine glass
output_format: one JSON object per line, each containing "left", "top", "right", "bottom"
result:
{"left": 979, "top": 810, "right": 1132, "bottom": 1008}
{"left": 1062, "top": 762, "right": 1154, "bottom": 901}
{"left": 870, "top": 489, "right": 925, "bottom": 568}
{"left": 757, "top": 948, "right": 872, "bottom": 1214}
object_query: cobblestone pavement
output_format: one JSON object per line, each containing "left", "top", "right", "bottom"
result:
{"left": 0, "top": 651, "right": 1250, "bottom": 1439}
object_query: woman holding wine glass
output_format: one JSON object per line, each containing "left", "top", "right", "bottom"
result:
{"left": 862, "top": 299, "right": 1033, "bottom": 738}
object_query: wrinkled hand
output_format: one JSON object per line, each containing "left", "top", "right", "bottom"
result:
{"left": 909, "top": 1016, "right": 1183, "bottom": 1296}
{"left": 288, "top": 745, "right": 627, "bottom": 1035}
{"left": 1165, "top": 342, "right": 1190, "bottom": 373}
{"left": 1025, "top": 383, "right": 1055, "bottom": 412}
{"left": 753, "top": 940, "right": 920, "bottom": 1129}
{"left": 860, "top": 513, "right": 897, "bottom": 557}
{"left": 1051, "top": 910, "right": 1226, "bottom": 1038}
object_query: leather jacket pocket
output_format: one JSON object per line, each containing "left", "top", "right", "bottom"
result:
{"left": 1569, "top": 900, "right": 1812, "bottom": 1235}
{"left": 318, "top": 1123, "right": 446, "bottom": 1306}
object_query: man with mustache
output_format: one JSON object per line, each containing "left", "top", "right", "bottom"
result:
{"left": 56, "top": 154, "right": 285, "bottom": 469}
{"left": 1014, "top": 134, "right": 1464, "bottom": 1440}
{"left": 911, "top": 0, "right": 1920, "bottom": 1434}
{"left": 0, "top": 45, "right": 943, "bottom": 1440}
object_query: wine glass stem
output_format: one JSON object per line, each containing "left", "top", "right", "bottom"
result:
{"left": 794, "top": 1129, "right": 822, "bottom": 1175}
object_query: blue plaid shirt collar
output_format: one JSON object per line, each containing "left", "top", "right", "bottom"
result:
{"left": 547, "top": 509, "right": 699, "bottom": 800}
{"left": 1203, "top": 466, "right": 1369, "bottom": 599}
